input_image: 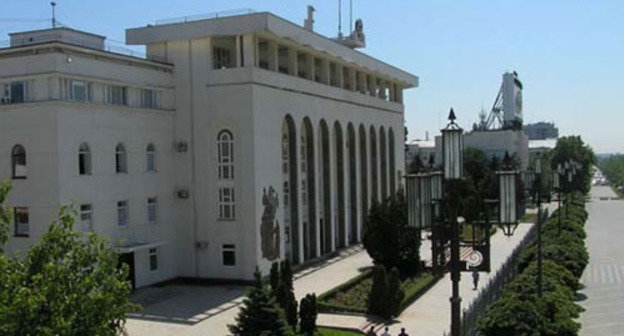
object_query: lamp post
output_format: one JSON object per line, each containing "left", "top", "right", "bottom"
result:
{"left": 496, "top": 152, "right": 519, "bottom": 237}
{"left": 554, "top": 163, "right": 562, "bottom": 234}
{"left": 534, "top": 153, "right": 543, "bottom": 297}
{"left": 441, "top": 108, "right": 464, "bottom": 336}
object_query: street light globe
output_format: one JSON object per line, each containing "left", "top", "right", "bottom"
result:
{"left": 441, "top": 108, "right": 464, "bottom": 180}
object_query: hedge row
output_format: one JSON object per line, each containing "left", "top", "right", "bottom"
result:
{"left": 477, "top": 193, "right": 589, "bottom": 336}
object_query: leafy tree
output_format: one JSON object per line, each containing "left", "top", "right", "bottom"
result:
{"left": 229, "top": 267, "right": 290, "bottom": 336}
{"left": 478, "top": 293, "right": 544, "bottom": 336}
{"left": 367, "top": 265, "right": 392, "bottom": 319}
{"left": 0, "top": 181, "right": 12, "bottom": 250}
{"left": 363, "top": 192, "right": 420, "bottom": 275}
{"left": 551, "top": 136, "right": 596, "bottom": 194}
{"left": 276, "top": 261, "right": 297, "bottom": 328}
{"left": 299, "top": 294, "right": 318, "bottom": 336}
{"left": 387, "top": 267, "right": 404, "bottom": 317}
{"left": 0, "top": 204, "right": 137, "bottom": 336}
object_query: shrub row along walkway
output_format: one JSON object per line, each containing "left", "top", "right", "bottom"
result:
{"left": 316, "top": 207, "right": 553, "bottom": 336}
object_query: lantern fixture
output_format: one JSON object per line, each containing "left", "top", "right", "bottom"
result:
{"left": 441, "top": 108, "right": 464, "bottom": 180}
{"left": 497, "top": 152, "right": 518, "bottom": 237}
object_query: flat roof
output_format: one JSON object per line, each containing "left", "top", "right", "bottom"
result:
{"left": 9, "top": 27, "right": 106, "bottom": 39}
{"left": 127, "top": 12, "right": 418, "bottom": 87}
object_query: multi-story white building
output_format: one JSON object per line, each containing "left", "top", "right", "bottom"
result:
{"left": 0, "top": 10, "right": 418, "bottom": 288}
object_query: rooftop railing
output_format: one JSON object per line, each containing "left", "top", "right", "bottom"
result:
{"left": 154, "top": 8, "right": 256, "bottom": 26}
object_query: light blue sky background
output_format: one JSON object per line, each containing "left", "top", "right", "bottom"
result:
{"left": 2, "top": 1, "right": 622, "bottom": 153}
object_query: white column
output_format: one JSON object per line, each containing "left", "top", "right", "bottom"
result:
{"left": 295, "top": 120, "right": 306, "bottom": 263}
{"left": 349, "top": 68, "right": 357, "bottom": 92}
{"left": 306, "top": 54, "right": 315, "bottom": 81}
{"left": 337, "top": 64, "right": 344, "bottom": 89}
{"left": 235, "top": 35, "right": 242, "bottom": 68}
{"left": 342, "top": 129, "right": 350, "bottom": 247}
{"left": 354, "top": 128, "right": 362, "bottom": 242}
{"left": 314, "top": 123, "right": 322, "bottom": 257}
{"left": 329, "top": 124, "right": 337, "bottom": 252}
{"left": 242, "top": 34, "right": 255, "bottom": 67}
{"left": 322, "top": 59, "right": 331, "bottom": 85}
{"left": 288, "top": 47, "right": 298, "bottom": 76}
{"left": 268, "top": 40, "right": 278, "bottom": 72}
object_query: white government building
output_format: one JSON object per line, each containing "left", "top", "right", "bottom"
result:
{"left": 0, "top": 10, "right": 418, "bottom": 288}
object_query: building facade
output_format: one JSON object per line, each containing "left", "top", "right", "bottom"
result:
{"left": 0, "top": 11, "right": 418, "bottom": 288}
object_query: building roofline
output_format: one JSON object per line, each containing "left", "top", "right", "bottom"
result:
{"left": 9, "top": 26, "right": 106, "bottom": 39}
{"left": 0, "top": 41, "right": 173, "bottom": 69}
{"left": 126, "top": 11, "right": 418, "bottom": 87}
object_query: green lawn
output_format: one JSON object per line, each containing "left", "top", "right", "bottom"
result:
{"left": 519, "top": 212, "right": 538, "bottom": 223}
{"left": 316, "top": 326, "right": 365, "bottom": 336}
{"left": 320, "top": 271, "right": 437, "bottom": 314}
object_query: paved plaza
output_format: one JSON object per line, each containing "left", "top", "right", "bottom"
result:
{"left": 579, "top": 186, "right": 624, "bottom": 336}
{"left": 125, "top": 211, "right": 543, "bottom": 336}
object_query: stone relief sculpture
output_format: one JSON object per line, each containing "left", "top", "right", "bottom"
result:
{"left": 261, "top": 186, "right": 280, "bottom": 261}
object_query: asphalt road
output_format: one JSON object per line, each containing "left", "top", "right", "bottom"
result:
{"left": 579, "top": 186, "right": 624, "bottom": 336}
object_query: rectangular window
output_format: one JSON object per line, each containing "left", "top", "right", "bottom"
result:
{"left": 117, "top": 200, "right": 129, "bottom": 227}
{"left": 147, "top": 197, "right": 157, "bottom": 225}
{"left": 149, "top": 247, "right": 158, "bottom": 271}
{"left": 14, "top": 207, "right": 29, "bottom": 237}
{"left": 218, "top": 187, "right": 235, "bottom": 220}
{"left": 140, "top": 89, "right": 159, "bottom": 109}
{"left": 213, "top": 47, "right": 232, "bottom": 69}
{"left": 222, "top": 244, "right": 235, "bottom": 266}
{"left": 80, "top": 204, "right": 93, "bottom": 231}
{"left": 9, "top": 81, "right": 25, "bottom": 103}
{"left": 69, "top": 80, "right": 91, "bottom": 102}
{"left": 106, "top": 85, "right": 128, "bottom": 105}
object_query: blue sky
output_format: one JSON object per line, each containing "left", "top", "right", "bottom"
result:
{"left": 2, "top": 1, "right": 622, "bottom": 153}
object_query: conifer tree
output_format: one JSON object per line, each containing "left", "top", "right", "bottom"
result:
{"left": 229, "top": 267, "right": 290, "bottom": 336}
{"left": 299, "top": 293, "right": 318, "bottom": 336}
{"left": 368, "top": 265, "right": 390, "bottom": 318}
{"left": 388, "top": 267, "right": 405, "bottom": 317}
{"left": 269, "top": 261, "right": 280, "bottom": 295}
{"left": 277, "top": 261, "right": 298, "bottom": 328}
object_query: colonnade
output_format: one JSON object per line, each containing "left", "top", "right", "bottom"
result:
{"left": 281, "top": 115, "right": 398, "bottom": 265}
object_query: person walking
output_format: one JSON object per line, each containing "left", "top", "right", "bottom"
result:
{"left": 472, "top": 268, "right": 480, "bottom": 290}
{"left": 366, "top": 326, "right": 378, "bottom": 336}
{"left": 380, "top": 326, "right": 391, "bottom": 336}
{"left": 397, "top": 327, "right": 409, "bottom": 336}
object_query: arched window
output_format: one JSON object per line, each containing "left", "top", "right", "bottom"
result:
{"left": 217, "top": 130, "right": 234, "bottom": 180}
{"left": 146, "top": 143, "right": 156, "bottom": 172}
{"left": 78, "top": 143, "right": 92, "bottom": 175}
{"left": 11, "top": 144, "right": 26, "bottom": 179}
{"left": 115, "top": 143, "right": 127, "bottom": 174}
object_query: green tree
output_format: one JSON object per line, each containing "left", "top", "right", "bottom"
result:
{"left": 276, "top": 261, "right": 297, "bottom": 329}
{"left": 0, "top": 204, "right": 137, "bottom": 336}
{"left": 299, "top": 294, "right": 318, "bottom": 336}
{"left": 0, "top": 181, "right": 12, "bottom": 250}
{"left": 229, "top": 267, "right": 290, "bottom": 336}
{"left": 363, "top": 191, "right": 420, "bottom": 275}
{"left": 367, "top": 265, "right": 391, "bottom": 319}
{"left": 269, "top": 261, "right": 280, "bottom": 295}
{"left": 551, "top": 135, "right": 596, "bottom": 194}
{"left": 387, "top": 267, "right": 404, "bottom": 317}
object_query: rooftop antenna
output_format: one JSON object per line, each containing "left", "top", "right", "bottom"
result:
{"left": 338, "top": 0, "right": 343, "bottom": 39}
{"left": 51, "top": 2, "right": 57, "bottom": 28}
{"left": 349, "top": 0, "right": 353, "bottom": 34}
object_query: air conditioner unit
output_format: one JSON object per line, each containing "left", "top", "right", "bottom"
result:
{"left": 177, "top": 141, "right": 188, "bottom": 153}
{"left": 177, "top": 188, "right": 190, "bottom": 199}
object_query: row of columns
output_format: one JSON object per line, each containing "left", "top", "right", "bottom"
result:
{"left": 217, "top": 34, "right": 404, "bottom": 103}
{"left": 283, "top": 116, "right": 398, "bottom": 265}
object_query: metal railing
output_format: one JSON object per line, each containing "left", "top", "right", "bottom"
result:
{"left": 443, "top": 209, "right": 548, "bottom": 336}
{"left": 154, "top": 8, "right": 256, "bottom": 26}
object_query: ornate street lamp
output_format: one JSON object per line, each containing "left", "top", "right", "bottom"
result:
{"left": 496, "top": 152, "right": 518, "bottom": 237}
{"left": 442, "top": 109, "right": 463, "bottom": 180}
{"left": 405, "top": 173, "right": 421, "bottom": 229}
{"left": 534, "top": 153, "right": 544, "bottom": 297}
{"left": 441, "top": 108, "right": 464, "bottom": 336}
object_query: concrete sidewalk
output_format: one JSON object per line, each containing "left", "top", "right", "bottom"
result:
{"left": 317, "top": 212, "right": 544, "bottom": 336}
{"left": 125, "top": 246, "right": 374, "bottom": 336}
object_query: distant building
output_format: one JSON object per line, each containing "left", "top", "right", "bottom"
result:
{"left": 524, "top": 122, "right": 558, "bottom": 140}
